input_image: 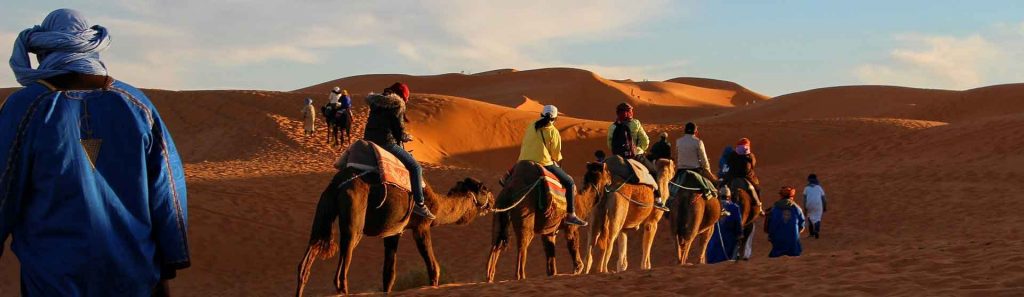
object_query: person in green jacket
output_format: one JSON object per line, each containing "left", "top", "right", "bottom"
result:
{"left": 607, "top": 102, "right": 668, "bottom": 211}
{"left": 517, "top": 105, "right": 587, "bottom": 226}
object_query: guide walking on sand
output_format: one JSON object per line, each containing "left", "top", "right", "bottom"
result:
{"left": 1, "top": 9, "right": 190, "bottom": 296}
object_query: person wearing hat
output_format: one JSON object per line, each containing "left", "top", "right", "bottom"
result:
{"left": 607, "top": 102, "right": 669, "bottom": 211}
{"left": 517, "top": 105, "right": 587, "bottom": 226}
{"left": 726, "top": 137, "right": 764, "bottom": 214}
{"left": 647, "top": 131, "right": 672, "bottom": 162}
{"left": 301, "top": 98, "right": 317, "bottom": 136}
{"left": 764, "top": 186, "right": 806, "bottom": 258}
{"left": 802, "top": 174, "right": 827, "bottom": 239}
{"left": 364, "top": 82, "right": 435, "bottom": 219}
{"left": 329, "top": 86, "right": 343, "bottom": 105}
{"left": 0, "top": 9, "right": 189, "bottom": 295}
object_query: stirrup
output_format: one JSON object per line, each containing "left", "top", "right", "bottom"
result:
{"left": 654, "top": 201, "right": 670, "bottom": 212}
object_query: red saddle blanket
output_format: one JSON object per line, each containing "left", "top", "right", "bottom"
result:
{"left": 499, "top": 162, "right": 567, "bottom": 214}
{"left": 334, "top": 140, "right": 413, "bottom": 193}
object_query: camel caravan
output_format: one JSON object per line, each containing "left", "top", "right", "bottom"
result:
{"left": 295, "top": 84, "right": 784, "bottom": 296}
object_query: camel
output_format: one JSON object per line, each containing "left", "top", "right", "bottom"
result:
{"left": 322, "top": 104, "right": 352, "bottom": 146}
{"left": 666, "top": 168, "right": 722, "bottom": 265}
{"left": 295, "top": 168, "right": 494, "bottom": 296}
{"left": 725, "top": 178, "right": 761, "bottom": 261}
{"left": 484, "top": 161, "right": 608, "bottom": 282}
{"left": 587, "top": 158, "right": 672, "bottom": 273}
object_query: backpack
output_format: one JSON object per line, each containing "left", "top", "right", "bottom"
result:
{"left": 611, "top": 121, "right": 635, "bottom": 158}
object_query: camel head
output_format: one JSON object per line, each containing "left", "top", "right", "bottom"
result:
{"left": 583, "top": 162, "right": 612, "bottom": 191}
{"left": 448, "top": 177, "right": 495, "bottom": 215}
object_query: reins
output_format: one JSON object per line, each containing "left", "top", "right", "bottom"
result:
{"left": 604, "top": 181, "right": 652, "bottom": 208}
{"left": 491, "top": 177, "right": 543, "bottom": 213}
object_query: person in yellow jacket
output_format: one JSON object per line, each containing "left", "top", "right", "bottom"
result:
{"left": 518, "top": 105, "right": 587, "bottom": 226}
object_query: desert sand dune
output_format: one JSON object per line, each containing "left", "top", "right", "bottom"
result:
{"left": 2, "top": 73, "right": 1023, "bottom": 296}
{"left": 297, "top": 67, "right": 766, "bottom": 123}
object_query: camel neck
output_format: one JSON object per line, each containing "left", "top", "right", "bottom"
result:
{"left": 426, "top": 191, "right": 480, "bottom": 225}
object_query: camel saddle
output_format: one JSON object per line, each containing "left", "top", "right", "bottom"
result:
{"left": 333, "top": 140, "right": 413, "bottom": 193}
{"left": 497, "top": 161, "right": 567, "bottom": 216}
{"left": 670, "top": 169, "right": 718, "bottom": 200}
{"left": 604, "top": 155, "right": 658, "bottom": 189}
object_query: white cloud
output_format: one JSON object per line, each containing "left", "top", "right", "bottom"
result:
{"left": 856, "top": 25, "right": 1024, "bottom": 90}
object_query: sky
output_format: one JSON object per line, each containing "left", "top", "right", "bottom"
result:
{"left": 1, "top": 0, "right": 1022, "bottom": 96}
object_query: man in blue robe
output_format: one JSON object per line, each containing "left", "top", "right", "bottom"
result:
{"left": 765, "top": 186, "right": 805, "bottom": 258}
{"left": 0, "top": 9, "right": 189, "bottom": 296}
{"left": 705, "top": 199, "right": 741, "bottom": 263}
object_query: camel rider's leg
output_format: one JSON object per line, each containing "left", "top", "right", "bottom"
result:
{"left": 545, "top": 165, "right": 587, "bottom": 226}
{"left": 383, "top": 143, "right": 436, "bottom": 219}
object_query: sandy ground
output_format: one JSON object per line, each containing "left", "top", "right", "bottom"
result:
{"left": 1, "top": 70, "right": 1023, "bottom": 296}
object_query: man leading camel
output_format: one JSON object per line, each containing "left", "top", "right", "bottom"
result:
{"left": 0, "top": 9, "right": 189, "bottom": 296}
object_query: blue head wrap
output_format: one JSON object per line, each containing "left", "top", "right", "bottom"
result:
{"left": 718, "top": 146, "right": 734, "bottom": 167}
{"left": 9, "top": 9, "right": 111, "bottom": 86}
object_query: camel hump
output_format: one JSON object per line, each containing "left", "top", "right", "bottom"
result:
{"left": 604, "top": 155, "right": 657, "bottom": 188}
{"left": 334, "top": 140, "right": 414, "bottom": 193}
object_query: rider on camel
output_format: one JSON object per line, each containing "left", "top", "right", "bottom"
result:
{"left": 517, "top": 105, "right": 587, "bottom": 226}
{"left": 674, "top": 122, "right": 718, "bottom": 198}
{"left": 726, "top": 138, "right": 764, "bottom": 215}
{"left": 363, "top": 82, "right": 435, "bottom": 219}
{"left": 607, "top": 102, "right": 669, "bottom": 211}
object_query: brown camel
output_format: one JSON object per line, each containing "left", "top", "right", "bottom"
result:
{"left": 484, "top": 161, "right": 608, "bottom": 282}
{"left": 588, "top": 159, "right": 673, "bottom": 273}
{"left": 295, "top": 168, "right": 494, "bottom": 296}
{"left": 725, "top": 178, "right": 761, "bottom": 261}
{"left": 667, "top": 167, "right": 722, "bottom": 265}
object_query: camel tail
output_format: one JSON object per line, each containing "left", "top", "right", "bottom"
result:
{"left": 308, "top": 189, "right": 340, "bottom": 260}
{"left": 492, "top": 212, "right": 512, "bottom": 249}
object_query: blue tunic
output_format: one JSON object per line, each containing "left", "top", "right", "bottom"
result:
{"left": 706, "top": 200, "right": 741, "bottom": 263}
{"left": 766, "top": 199, "right": 804, "bottom": 258}
{"left": 0, "top": 81, "right": 189, "bottom": 296}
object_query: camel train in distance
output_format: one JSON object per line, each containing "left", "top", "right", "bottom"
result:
{"left": 294, "top": 141, "right": 759, "bottom": 296}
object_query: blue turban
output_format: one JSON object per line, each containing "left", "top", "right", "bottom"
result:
{"left": 9, "top": 9, "right": 111, "bottom": 86}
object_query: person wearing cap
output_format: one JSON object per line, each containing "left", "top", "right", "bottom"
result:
{"left": 364, "top": 82, "right": 435, "bottom": 219}
{"left": 517, "top": 105, "right": 587, "bottom": 226}
{"left": 647, "top": 131, "right": 672, "bottom": 162}
{"left": 0, "top": 9, "right": 189, "bottom": 295}
{"left": 607, "top": 102, "right": 650, "bottom": 160}
{"left": 329, "top": 86, "right": 343, "bottom": 105}
{"left": 802, "top": 174, "right": 827, "bottom": 239}
{"left": 301, "top": 98, "right": 317, "bottom": 136}
{"left": 764, "top": 186, "right": 806, "bottom": 258}
{"left": 726, "top": 137, "right": 764, "bottom": 214}
{"left": 607, "top": 102, "right": 668, "bottom": 211}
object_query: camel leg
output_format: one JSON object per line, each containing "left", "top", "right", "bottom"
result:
{"left": 413, "top": 227, "right": 441, "bottom": 286}
{"left": 333, "top": 231, "right": 361, "bottom": 294}
{"left": 515, "top": 229, "right": 535, "bottom": 280}
{"left": 486, "top": 214, "right": 511, "bottom": 283}
{"left": 382, "top": 235, "right": 401, "bottom": 293}
{"left": 641, "top": 222, "right": 658, "bottom": 270}
{"left": 295, "top": 246, "right": 317, "bottom": 297}
{"left": 599, "top": 212, "right": 625, "bottom": 273}
{"left": 616, "top": 233, "right": 629, "bottom": 272}
{"left": 564, "top": 226, "right": 584, "bottom": 275}
{"left": 541, "top": 233, "right": 558, "bottom": 276}
{"left": 697, "top": 226, "right": 714, "bottom": 265}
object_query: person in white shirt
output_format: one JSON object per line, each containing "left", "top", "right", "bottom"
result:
{"left": 802, "top": 174, "right": 827, "bottom": 239}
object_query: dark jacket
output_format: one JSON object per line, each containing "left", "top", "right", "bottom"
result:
{"left": 363, "top": 93, "right": 406, "bottom": 147}
{"left": 726, "top": 152, "right": 758, "bottom": 184}
{"left": 648, "top": 138, "right": 672, "bottom": 161}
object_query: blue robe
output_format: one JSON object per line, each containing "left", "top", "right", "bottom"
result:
{"left": 0, "top": 81, "right": 189, "bottom": 296}
{"left": 766, "top": 199, "right": 804, "bottom": 258}
{"left": 706, "top": 200, "right": 741, "bottom": 263}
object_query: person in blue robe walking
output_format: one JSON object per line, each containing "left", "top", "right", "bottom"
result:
{"left": 0, "top": 9, "right": 189, "bottom": 296}
{"left": 765, "top": 186, "right": 805, "bottom": 258}
{"left": 705, "top": 199, "right": 741, "bottom": 263}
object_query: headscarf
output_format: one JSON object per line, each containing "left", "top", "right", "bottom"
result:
{"left": 779, "top": 186, "right": 796, "bottom": 198}
{"left": 735, "top": 138, "right": 751, "bottom": 155}
{"left": 615, "top": 102, "right": 633, "bottom": 122}
{"left": 305, "top": 98, "right": 313, "bottom": 105}
{"left": 10, "top": 9, "right": 111, "bottom": 86}
{"left": 718, "top": 146, "right": 734, "bottom": 169}
{"left": 385, "top": 82, "right": 410, "bottom": 102}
